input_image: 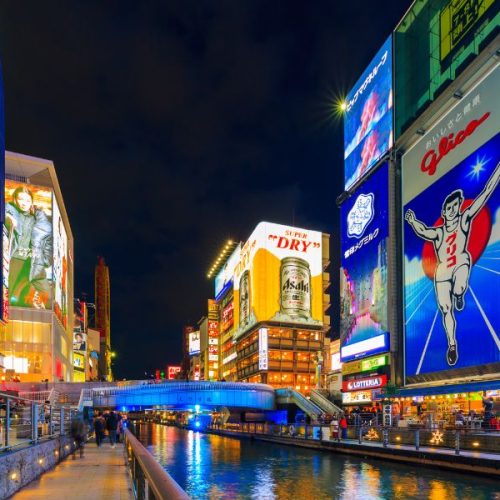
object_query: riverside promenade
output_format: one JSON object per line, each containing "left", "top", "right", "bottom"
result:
{"left": 13, "top": 441, "right": 133, "bottom": 500}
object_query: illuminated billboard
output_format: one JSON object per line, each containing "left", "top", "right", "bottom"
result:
{"left": 53, "top": 198, "right": 68, "bottom": 327}
{"left": 340, "top": 163, "right": 389, "bottom": 362}
{"left": 344, "top": 36, "right": 393, "bottom": 190}
{"left": 395, "top": 0, "right": 499, "bottom": 138}
{"left": 188, "top": 330, "right": 200, "bottom": 356}
{"left": 0, "top": 60, "right": 5, "bottom": 321}
{"left": 168, "top": 365, "right": 181, "bottom": 380}
{"left": 403, "top": 66, "right": 500, "bottom": 383}
{"left": 215, "top": 244, "right": 241, "bottom": 298}
{"left": 233, "top": 222, "right": 323, "bottom": 339}
{"left": 5, "top": 180, "right": 53, "bottom": 309}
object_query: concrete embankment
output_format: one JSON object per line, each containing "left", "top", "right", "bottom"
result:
{"left": 206, "top": 428, "right": 500, "bottom": 478}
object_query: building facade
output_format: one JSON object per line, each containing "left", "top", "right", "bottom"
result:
{"left": 0, "top": 152, "right": 74, "bottom": 382}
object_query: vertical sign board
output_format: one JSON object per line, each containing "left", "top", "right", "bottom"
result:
{"left": 403, "top": 65, "right": 500, "bottom": 383}
{"left": 0, "top": 61, "right": 4, "bottom": 321}
{"left": 340, "top": 163, "right": 390, "bottom": 362}
{"left": 344, "top": 36, "right": 393, "bottom": 191}
{"left": 258, "top": 327, "right": 268, "bottom": 370}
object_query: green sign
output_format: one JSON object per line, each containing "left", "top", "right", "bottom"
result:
{"left": 360, "top": 355, "right": 388, "bottom": 372}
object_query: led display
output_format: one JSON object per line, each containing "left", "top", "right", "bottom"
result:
{"left": 5, "top": 180, "right": 53, "bottom": 310}
{"left": 344, "top": 36, "right": 393, "bottom": 190}
{"left": 340, "top": 162, "right": 389, "bottom": 362}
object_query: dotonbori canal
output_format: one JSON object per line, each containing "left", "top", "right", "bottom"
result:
{"left": 136, "top": 424, "right": 500, "bottom": 499}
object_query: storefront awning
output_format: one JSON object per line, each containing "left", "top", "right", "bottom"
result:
{"left": 398, "top": 379, "right": 500, "bottom": 397}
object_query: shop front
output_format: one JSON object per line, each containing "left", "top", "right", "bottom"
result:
{"left": 394, "top": 380, "right": 500, "bottom": 430}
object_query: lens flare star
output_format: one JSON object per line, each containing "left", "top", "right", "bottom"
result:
{"left": 466, "top": 156, "right": 490, "bottom": 180}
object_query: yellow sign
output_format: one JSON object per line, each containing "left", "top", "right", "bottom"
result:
{"left": 233, "top": 222, "right": 324, "bottom": 339}
{"left": 342, "top": 354, "right": 389, "bottom": 375}
{"left": 440, "top": 0, "right": 495, "bottom": 61}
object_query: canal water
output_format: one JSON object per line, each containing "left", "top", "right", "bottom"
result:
{"left": 137, "top": 424, "right": 499, "bottom": 499}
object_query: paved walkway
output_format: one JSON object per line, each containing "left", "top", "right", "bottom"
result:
{"left": 14, "top": 441, "right": 133, "bottom": 499}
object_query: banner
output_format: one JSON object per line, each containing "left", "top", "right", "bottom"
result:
{"left": 340, "top": 163, "right": 389, "bottom": 362}
{"left": 403, "top": 65, "right": 500, "bottom": 381}
{"left": 344, "top": 36, "right": 393, "bottom": 190}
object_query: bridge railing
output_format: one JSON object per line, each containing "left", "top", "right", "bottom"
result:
{"left": 0, "top": 392, "right": 77, "bottom": 452}
{"left": 124, "top": 428, "right": 189, "bottom": 500}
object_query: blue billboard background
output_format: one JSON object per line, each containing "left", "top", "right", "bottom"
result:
{"left": 404, "top": 132, "right": 500, "bottom": 378}
{"left": 344, "top": 36, "right": 393, "bottom": 191}
{"left": 340, "top": 162, "right": 389, "bottom": 362}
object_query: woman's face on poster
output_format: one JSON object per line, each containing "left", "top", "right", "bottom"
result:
{"left": 16, "top": 192, "right": 33, "bottom": 213}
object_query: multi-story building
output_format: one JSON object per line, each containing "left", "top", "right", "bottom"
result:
{"left": 207, "top": 222, "right": 331, "bottom": 394}
{"left": 0, "top": 151, "right": 74, "bottom": 382}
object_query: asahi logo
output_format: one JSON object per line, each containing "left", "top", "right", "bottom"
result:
{"left": 420, "top": 112, "right": 490, "bottom": 176}
{"left": 347, "top": 193, "right": 375, "bottom": 239}
{"left": 282, "top": 278, "right": 309, "bottom": 293}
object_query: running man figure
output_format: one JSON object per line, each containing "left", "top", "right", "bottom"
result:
{"left": 405, "top": 161, "right": 500, "bottom": 366}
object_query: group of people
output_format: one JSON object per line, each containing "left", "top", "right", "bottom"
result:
{"left": 93, "top": 410, "right": 125, "bottom": 448}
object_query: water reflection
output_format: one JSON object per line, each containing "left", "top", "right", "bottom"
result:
{"left": 137, "top": 424, "right": 500, "bottom": 499}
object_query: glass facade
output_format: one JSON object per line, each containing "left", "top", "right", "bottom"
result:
{"left": 395, "top": 0, "right": 499, "bottom": 137}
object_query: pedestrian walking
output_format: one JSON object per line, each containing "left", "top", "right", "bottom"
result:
{"left": 71, "top": 417, "right": 86, "bottom": 459}
{"left": 93, "top": 412, "right": 106, "bottom": 447}
{"left": 107, "top": 411, "right": 119, "bottom": 448}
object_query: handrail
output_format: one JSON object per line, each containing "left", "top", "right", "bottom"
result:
{"left": 275, "top": 387, "right": 323, "bottom": 418}
{"left": 124, "top": 428, "right": 190, "bottom": 500}
{"left": 310, "top": 389, "right": 342, "bottom": 415}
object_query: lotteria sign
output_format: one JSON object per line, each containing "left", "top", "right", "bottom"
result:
{"left": 343, "top": 374, "right": 387, "bottom": 392}
{"left": 403, "top": 64, "right": 500, "bottom": 383}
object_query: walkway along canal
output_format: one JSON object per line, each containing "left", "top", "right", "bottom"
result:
{"left": 136, "top": 423, "right": 500, "bottom": 500}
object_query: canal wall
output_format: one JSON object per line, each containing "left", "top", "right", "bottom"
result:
{"left": 206, "top": 429, "right": 500, "bottom": 478}
{"left": 0, "top": 435, "right": 75, "bottom": 499}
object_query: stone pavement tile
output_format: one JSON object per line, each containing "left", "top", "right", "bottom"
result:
{"left": 13, "top": 442, "right": 133, "bottom": 499}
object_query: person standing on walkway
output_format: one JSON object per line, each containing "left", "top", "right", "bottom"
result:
{"left": 107, "top": 411, "right": 118, "bottom": 448}
{"left": 339, "top": 414, "right": 348, "bottom": 440}
{"left": 93, "top": 412, "right": 105, "bottom": 447}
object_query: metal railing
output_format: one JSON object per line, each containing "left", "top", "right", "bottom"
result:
{"left": 210, "top": 422, "right": 500, "bottom": 454}
{"left": 0, "top": 391, "right": 77, "bottom": 452}
{"left": 124, "top": 428, "right": 190, "bottom": 500}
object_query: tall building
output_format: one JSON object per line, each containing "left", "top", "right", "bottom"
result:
{"left": 95, "top": 256, "right": 111, "bottom": 380}
{"left": 0, "top": 152, "right": 74, "bottom": 382}
{"left": 207, "top": 222, "right": 331, "bottom": 394}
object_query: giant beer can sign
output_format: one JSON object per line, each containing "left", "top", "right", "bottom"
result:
{"left": 233, "top": 222, "right": 323, "bottom": 339}
{"left": 280, "top": 257, "right": 311, "bottom": 319}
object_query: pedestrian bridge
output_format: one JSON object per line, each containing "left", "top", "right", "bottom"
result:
{"left": 83, "top": 381, "right": 277, "bottom": 411}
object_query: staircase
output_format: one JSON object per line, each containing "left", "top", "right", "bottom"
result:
{"left": 275, "top": 387, "right": 324, "bottom": 420}
{"left": 310, "top": 389, "right": 342, "bottom": 416}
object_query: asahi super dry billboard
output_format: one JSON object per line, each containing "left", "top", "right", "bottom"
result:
{"left": 233, "top": 222, "right": 323, "bottom": 339}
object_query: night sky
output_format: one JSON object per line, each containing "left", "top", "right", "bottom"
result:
{"left": 0, "top": 1, "right": 412, "bottom": 379}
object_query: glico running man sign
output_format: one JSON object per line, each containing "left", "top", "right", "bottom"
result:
{"left": 403, "top": 64, "right": 500, "bottom": 383}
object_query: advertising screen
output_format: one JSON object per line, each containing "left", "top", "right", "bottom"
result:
{"left": 5, "top": 180, "right": 53, "bottom": 309}
{"left": 0, "top": 61, "right": 5, "bottom": 321}
{"left": 233, "top": 222, "right": 323, "bottom": 339}
{"left": 53, "top": 198, "right": 68, "bottom": 327}
{"left": 215, "top": 244, "right": 241, "bottom": 298}
{"left": 395, "top": 0, "right": 499, "bottom": 138}
{"left": 73, "top": 331, "right": 87, "bottom": 353}
{"left": 344, "top": 36, "right": 393, "bottom": 190}
{"left": 403, "top": 65, "right": 500, "bottom": 383}
{"left": 340, "top": 162, "right": 389, "bottom": 362}
{"left": 168, "top": 365, "right": 181, "bottom": 380}
{"left": 188, "top": 330, "right": 200, "bottom": 356}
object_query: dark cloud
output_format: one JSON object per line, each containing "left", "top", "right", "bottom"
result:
{"left": 0, "top": 0, "right": 412, "bottom": 378}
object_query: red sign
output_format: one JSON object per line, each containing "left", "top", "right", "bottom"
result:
{"left": 420, "top": 112, "right": 490, "bottom": 176}
{"left": 167, "top": 365, "right": 181, "bottom": 380}
{"left": 342, "top": 374, "right": 387, "bottom": 392}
